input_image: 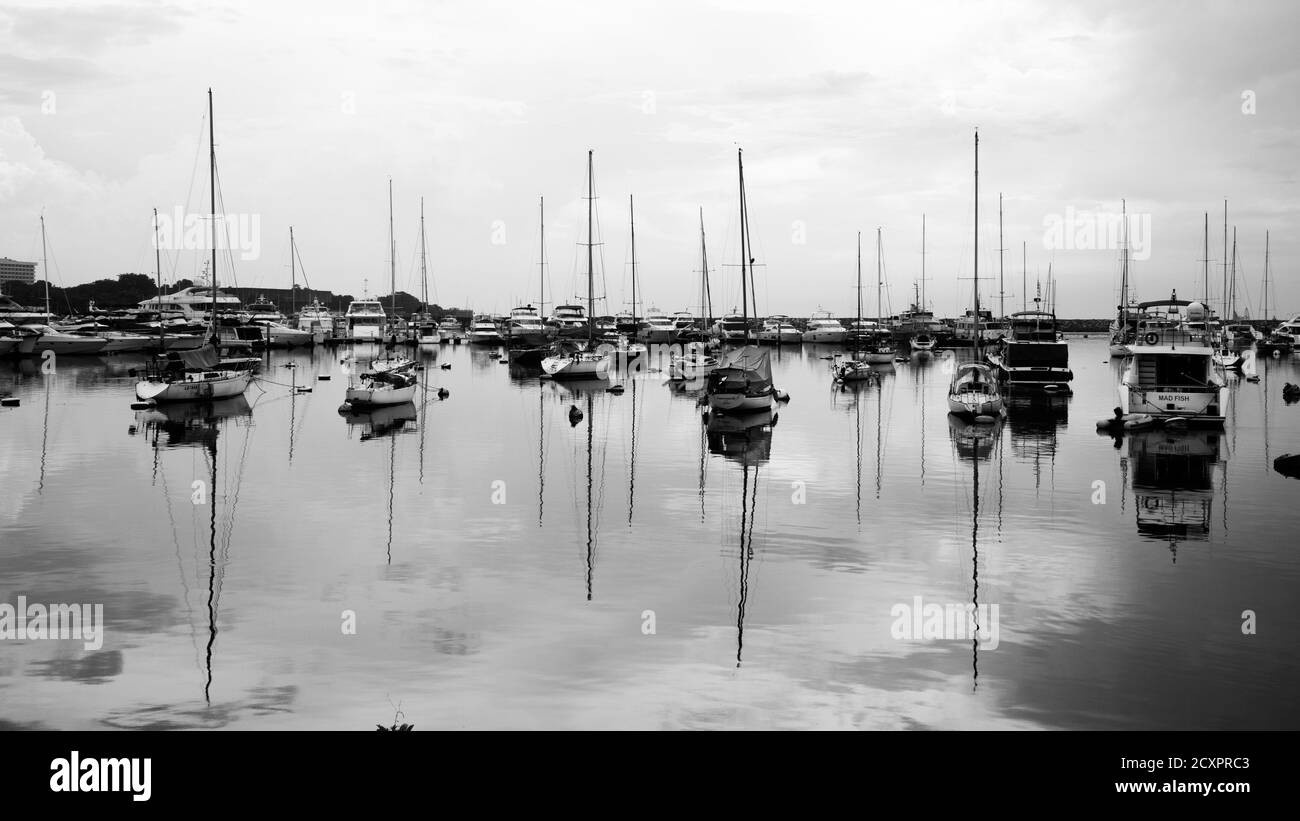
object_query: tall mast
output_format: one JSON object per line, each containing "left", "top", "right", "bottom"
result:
{"left": 154, "top": 207, "right": 163, "bottom": 350}
{"left": 587, "top": 150, "right": 594, "bottom": 344}
{"left": 1264, "top": 230, "right": 1271, "bottom": 321}
{"left": 998, "top": 192, "right": 1004, "bottom": 320}
{"left": 289, "top": 226, "right": 296, "bottom": 315}
{"left": 419, "top": 197, "right": 428, "bottom": 311}
{"left": 921, "top": 214, "right": 926, "bottom": 310}
{"left": 40, "top": 214, "right": 50, "bottom": 320}
{"left": 1119, "top": 200, "right": 1127, "bottom": 320}
{"left": 855, "top": 232, "right": 862, "bottom": 327}
{"left": 1230, "top": 227, "right": 1237, "bottom": 320}
{"left": 738, "top": 148, "right": 749, "bottom": 343}
{"left": 629, "top": 194, "right": 637, "bottom": 324}
{"left": 1022, "top": 241, "right": 1026, "bottom": 313}
{"left": 973, "top": 130, "right": 980, "bottom": 360}
{"left": 388, "top": 178, "right": 396, "bottom": 325}
{"left": 1222, "top": 200, "right": 1227, "bottom": 323}
{"left": 876, "top": 227, "right": 883, "bottom": 327}
{"left": 1203, "top": 212, "right": 1209, "bottom": 305}
{"left": 209, "top": 88, "right": 217, "bottom": 333}
{"left": 538, "top": 196, "right": 545, "bottom": 316}
{"left": 699, "top": 207, "right": 712, "bottom": 328}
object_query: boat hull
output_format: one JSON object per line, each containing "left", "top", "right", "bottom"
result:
{"left": 669, "top": 356, "right": 717, "bottom": 381}
{"left": 345, "top": 383, "right": 418, "bottom": 406}
{"left": 1119, "top": 383, "right": 1226, "bottom": 425}
{"left": 541, "top": 353, "right": 610, "bottom": 379}
{"left": 803, "top": 330, "right": 847, "bottom": 343}
{"left": 136, "top": 371, "right": 252, "bottom": 402}
{"left": 18, "top": 336, "right": 108, "bottom": 356}
{"left": 947, "top": 391, "right": 1004, "bottom": 417}
{"left": 0, "top": 338, "right": 17, "bottom": 356}
{"left": 708, "top": 390, "right": 774, "bottom": 412}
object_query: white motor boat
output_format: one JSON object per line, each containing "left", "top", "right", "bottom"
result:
{"left": 713, "top": 312, "right": 750, "bottom": 342}
{"left": 909, "top": 334, "right": 937, "bottom": 352}
{"left": 468, "top": 315, "right": 504, "bottom": 345}
{"left": 802, "top": 310, "right": 846, "bottom": 343}
{"left": 252, "top": 320, "right": 313, "bottom": 348}
{"left": 296, "top": 299, "right": 336, "bottom": 337}
{"left": 640, "top": 310, "right": 678, "bottom": 343}
{"left": 756, "top": 315, "right": 802, "bottom": 344}
{"left": 16, "top": 325, "right": 108, "bottom": 356}
{"left": 1119, "top": 299, "right": 1226, "bottom": 425}
{"left": 345, "top": 297, "right": 386, "bottom": 340}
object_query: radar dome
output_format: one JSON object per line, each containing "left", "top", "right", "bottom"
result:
{"left": 1186, "top": 302, "right": 1208, "bottom": 322}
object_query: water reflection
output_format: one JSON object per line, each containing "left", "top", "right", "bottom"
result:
{"left": 1122, "top": 429, "right": 1226, "bottom": 562}
{"left": 131, "top": 397, "right": 253, "bottom": 704}
{"left": 703, "top": 406, "right": 776, "bottom": 668}
{"left": 948, "top": 413, "right": 1004, "bottom": 691}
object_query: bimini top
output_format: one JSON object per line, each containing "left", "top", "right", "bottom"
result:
{"left": 1136, "top": 298, "right": 1191, "bottom": 309}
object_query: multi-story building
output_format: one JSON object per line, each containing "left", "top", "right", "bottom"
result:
{"left": 0, "top": 257, "right": 37, "bottom": 285}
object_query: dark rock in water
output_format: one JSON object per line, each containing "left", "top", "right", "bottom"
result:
{"left": 1275, "top": 454, "right": 1300, "bottom": 480}
{"left": 1283, "top": 383, "right": 1300, "bottom": 404}
{"left": 568, "top": 404, "right": 583, "bottom": 426}
{"left": 437, "top": 388, "right": 449, "bottom": 399}
{"left": 440, "top": 363, "right": 452, "bottom": 370}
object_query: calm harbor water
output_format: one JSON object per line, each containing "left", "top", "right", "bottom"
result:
{"left": 1, "top": 337, "right": 1298, "bottom": 730}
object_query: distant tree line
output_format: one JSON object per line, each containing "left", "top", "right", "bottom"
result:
{"left": 1, "top": 275, "right": 471, "bottom": 320}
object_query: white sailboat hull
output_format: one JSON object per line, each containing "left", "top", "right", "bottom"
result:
{"left": 947, "top": 390, "right": 1003, "bottom": 417}
{"left": 345, "top": 383, "right": 418, "bottom": 406}
{"left": 541, "top": 353, "right": 610, "bottom": 379}
{"left": 136, "top": 370, "right": 252, "bottom": 402}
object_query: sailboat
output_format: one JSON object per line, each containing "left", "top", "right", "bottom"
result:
{"left": 706, "top": 149, "right": 776, "bottom": 413}
{"left": 609, "top": 194, "right": 647, "bottom": 365}
{"left": 369, "top": 180, "right": 415, "bottom": 373}
{"left": 948, "top": 131, "right": 1004, "bottom": 420}
{"left": 858, "top": 228, "right": 895, "bottom": 363}
{"left": 1109, "top": 201, "right": 1138, "bottom": 356}
{"left": 836, "top": 232, "right": 881, "bottom": 382}
{"left": 16, "top": 216, "right": 108, "bottom": 357}
{"left": 541, "top": 151, "right": 611, "bottom": 380}
{"left": 670, "top": 208, "right": 719, "bottom": 382}
{"left": 293, "top": 227, "right": 335, "bottom": 342}
{"left": 135, "top": 91, "right": 252, "bottom": 404}
{"left": 413, "top": 199, "right": 440, "bottom": 346}
{"left": 1258, "top": 231, "right": 1293, "bottom": 355}
{"left": 507, "top": 197, "right": 554, "bottom": 366}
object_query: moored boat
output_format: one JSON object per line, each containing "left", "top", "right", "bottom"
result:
{"left": 1119, "top": 298, "right": 1226, "bottom": 425}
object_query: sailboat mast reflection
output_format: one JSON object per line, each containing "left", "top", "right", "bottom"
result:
{"left": 705, "top": 405, "right": 776, "bottom": 668}
{"left": 949, "top": 412, "right": 1004, "bottom": 691}
{"left": 132, "top": 396, "right": 253, "bottom": 705}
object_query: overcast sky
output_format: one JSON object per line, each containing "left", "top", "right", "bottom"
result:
{"left": 1, "top": 0, "right": 1297, "bottom": 318}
